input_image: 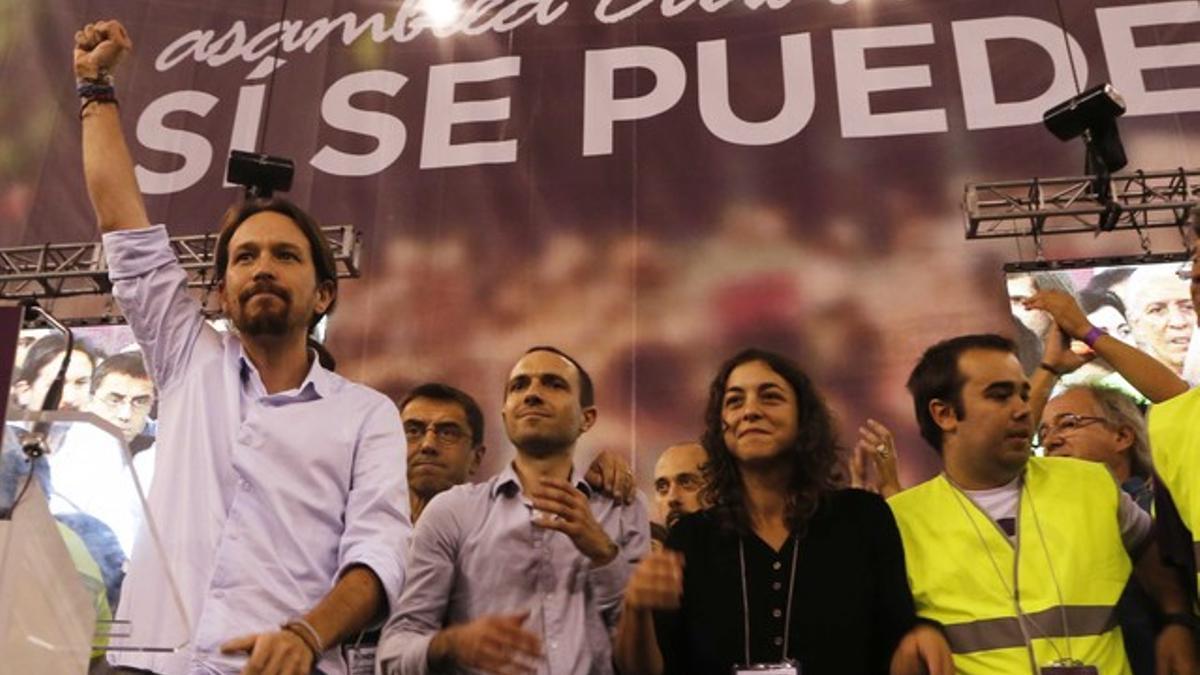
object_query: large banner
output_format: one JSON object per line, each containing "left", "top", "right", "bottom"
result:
{"left": 5, "top": 0, "right": 1200, "bottom": 483}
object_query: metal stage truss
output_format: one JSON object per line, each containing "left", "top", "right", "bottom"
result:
{"left": 0, "top": 225, "right": 361, "bottom": 304}
{"left": 964, "top": 168, "right": 1199, "bottom": 242}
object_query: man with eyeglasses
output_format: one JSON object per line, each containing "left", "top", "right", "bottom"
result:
{"left": 400, "top": 383, "right": 487, "bottom": 525}
{"left": 48, "top": 351, "right": 157, "bottom": 558}
{"left": 378, "top": 347, "right": 650, "bottom": 675}
{"left": 87, "top": 352, "right": 156, "bottom": 444}
{"left": 400, "top": 382, "right": 638, "bottom": 526}
{"left": 1024, "top": 286, "right": 1194, "bottom": 675}
{"left": 889, "top": 332, "right": 1196, "bottom": 674}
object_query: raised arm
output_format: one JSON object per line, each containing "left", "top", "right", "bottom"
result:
{"left": 75, "top": 19, "right": 151, "bottom": 233}
{"left": 1026, "top": 290, "right": 1188, "bottom": 404}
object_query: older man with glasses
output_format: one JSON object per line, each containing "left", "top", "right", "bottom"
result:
{"left": 1025, "top": 286, "right": 1193, "bottom": 675}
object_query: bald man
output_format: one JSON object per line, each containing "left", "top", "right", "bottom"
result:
{"left": 652, "top": 442, "right": 708, "bottom": 529}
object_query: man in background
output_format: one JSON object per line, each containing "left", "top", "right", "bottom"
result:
{"left": 1123, "top": 265, "right": 1196, "bottom": 377}
{"left": 378, "top": 347, "right": 649, "bottom": 675}
{"left": 651, "top": 441, "right": 706, "bottom": 529}
{"left": 401, "top": 383, "right": 486, "bottom": 525}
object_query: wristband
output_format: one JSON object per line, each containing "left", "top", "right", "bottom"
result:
{"left": 1038, "top": 362, "right": 1063, "bottom": 377}
{"left": 281, "top": 617, "right": 323, "bottom": 659}
{"left": 1081, "top": 326, "right": 1107, "bottom": 348}
{"left": 1161, "top": 612, "right": 1198, "bottom": 633}
{"left": 77, "top": 80, "right": 118, "bottom": 118}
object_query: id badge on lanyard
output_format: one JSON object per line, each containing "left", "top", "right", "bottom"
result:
{"left": 1041, "top": 660, "right": 1099, "bottom": 675}
{"left": 343, "top": 643, "right": 376, "bottom": 675}
{"left": 735, "top": 539, "right": 802, "bottom": 675}
{"left": 732, "top": 660, "right": 800, "bottom": 675}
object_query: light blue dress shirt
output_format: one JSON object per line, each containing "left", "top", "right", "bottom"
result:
{"left": 377, "top": 461, "right": 649, "bottom": 675}
{"left": 103, "top": 225, "right": 411, "bottom": 675}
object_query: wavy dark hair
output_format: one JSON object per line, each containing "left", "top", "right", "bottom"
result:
{"left": 214, "top": 197, "right": 338, "bottom": 332}
{"left": 699, "top": 348, "right": 844, "bottom": 536}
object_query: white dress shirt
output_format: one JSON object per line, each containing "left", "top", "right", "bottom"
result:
{"left": 104, "top": 225, "right": 411, "bottom": 675}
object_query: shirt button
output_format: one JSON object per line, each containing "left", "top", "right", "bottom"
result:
{"left": 239, "top": 480, "right": 251, "bottom": 492}
{"left": 773, "top": 636, "right": 783, "bottom": 647}
{"left": 772, "top": 582, "right": 782, "bottom": 591}
{"left": 772, "top": 561, "right": 782, "bottom": 571}
{"left": 772, "top": 609, "right": 782, "bottom": 618}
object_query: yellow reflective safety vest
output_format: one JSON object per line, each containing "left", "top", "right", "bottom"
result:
{"left": 1149, "top": 386, "right": 1200, "bottom": 589}
{"left": 888, "top": 457, "right": 1132, "bottom": 675}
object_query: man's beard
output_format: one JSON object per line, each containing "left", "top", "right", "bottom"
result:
{"left": 666, "top": 506, "right": 693, "bottom": 529}
{"left": 235, "top": 284, "right": 294, "bottom": 337}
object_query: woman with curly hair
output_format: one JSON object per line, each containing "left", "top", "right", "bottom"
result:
{"left": 615, "top": 348, "right": 951, "bottom": 675}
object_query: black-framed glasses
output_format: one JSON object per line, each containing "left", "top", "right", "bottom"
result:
{"left": 403, "top": 421, "right": 469, "bottom": 446}
{"left": 1037, "top": 413, "right": 1108, "bottom": 440}
{"left": 98, "top": 391, "right": 154, "bottom": 412}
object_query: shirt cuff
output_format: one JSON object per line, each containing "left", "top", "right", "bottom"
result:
{"left": 588, "top": 553, "right": 632, "bottom": 606}
{"left": 103, "top": 225, "right": 176, "bottom": 281}
{"left": 337, "top": 549, "right": 405, "bottom": 623}
{"left": 376, "top": 630, "right": 433, "bottom": 675}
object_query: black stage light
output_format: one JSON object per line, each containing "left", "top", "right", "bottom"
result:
{"left": 1043, "top": 84, "right": 1129, "bottom": 231}
{"left": 1043, "top": 83, "right": 1128, "bottom": 173}
{"left": 226, "top": 150, "right": 294, "bottom": 199}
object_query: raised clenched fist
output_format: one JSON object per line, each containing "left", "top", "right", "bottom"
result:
{"left": 74, "top": 20, "right": 132, "bottom": 80}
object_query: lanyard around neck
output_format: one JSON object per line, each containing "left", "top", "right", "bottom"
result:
{"left": 738, "top": 535, "right": 800, "bottom": 665}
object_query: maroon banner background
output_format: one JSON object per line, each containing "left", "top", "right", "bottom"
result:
{"left": 5, "top": 0, "right": 1199, "bottom": 487}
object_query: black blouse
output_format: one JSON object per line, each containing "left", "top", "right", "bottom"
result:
{"left": 654, "top": 489, "right": 917, "bottom": 675}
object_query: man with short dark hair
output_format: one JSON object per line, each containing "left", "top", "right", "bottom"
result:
{"left": 76, "top": 20, "right": 409, "bottom": 674}
{"left": 378, "top": 347, "right": 649, "bottom": 675}
{"left": 889, "top": 334, "right": 1195, "bottom": 675}
{"left": 12, "top": 334, "right": 98, "bottom": 413}
{"left": 45, "top": 351, "right": 157, "bottom": 556}
{"left": 400, "top": 383, "right": 487, "bottom": 524}
{"left": 399, "top": 381, "right": 636, "bottom": 525}
{"left": 87, "top": 351, "right": 154, "bottom": 443}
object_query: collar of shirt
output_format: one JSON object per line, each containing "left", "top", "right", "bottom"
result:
{"left": 491, "top": 459, "right": 594, "bottom": 500}
{"left": 237, "top": 345, "right": 331, "bottom": 404}
{"left": 1121, "top": 474, "right": 1154, "bottom": 512}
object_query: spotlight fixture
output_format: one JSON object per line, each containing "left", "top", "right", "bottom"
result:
{"left": 1043, "top": 83, "right": 1129, "bottom": 231}
{"left": 1043, "top": 83, "right": 1128, "bottom": 173}
{"left": 226, "top": 150, "right": 294, "bottom": 199}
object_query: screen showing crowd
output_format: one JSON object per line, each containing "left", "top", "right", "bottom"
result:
{"left": 1006, "top": 257, "right": 1198, "bottom": 403}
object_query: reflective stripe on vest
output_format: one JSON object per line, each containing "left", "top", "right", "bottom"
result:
{"left": 888, "top": 457, "right": 1132, "bottom": 675}
{"left": 943, "top": 604, "right": 1117, "bottom": 653}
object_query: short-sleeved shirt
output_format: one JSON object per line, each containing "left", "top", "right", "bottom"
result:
{"left": 104, "top": 226, "right": 411, "bottom": 675}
